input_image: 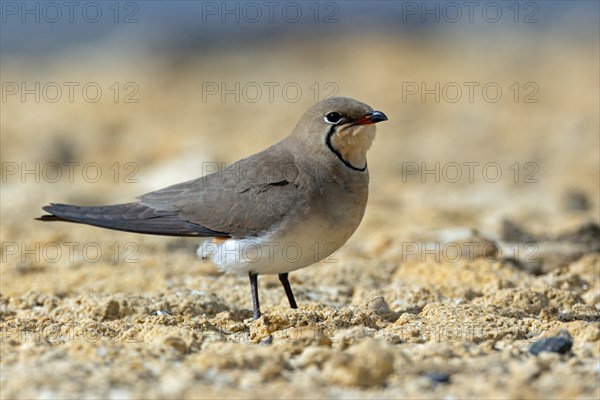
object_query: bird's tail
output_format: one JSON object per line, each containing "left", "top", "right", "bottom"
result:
{"left": 38, "top": 203, "right": 226, "bottom": 237}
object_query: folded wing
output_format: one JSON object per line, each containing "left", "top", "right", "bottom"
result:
{"left": 40, "top": 142, "right": 308, "bottom": 238}
{"left": 138, "top": 143, "right": 307, "bottom": 238}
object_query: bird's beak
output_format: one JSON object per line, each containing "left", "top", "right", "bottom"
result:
{"left": 355, "top": 111, "right": 388, "bottom": 125}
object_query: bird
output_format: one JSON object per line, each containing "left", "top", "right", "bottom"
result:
{"left": 38, "top": 97, "right": 388, "bottom": 319}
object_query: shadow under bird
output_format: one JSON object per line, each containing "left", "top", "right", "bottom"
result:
{"left": 38, "top": 97, "right": 388, "bottom": 319}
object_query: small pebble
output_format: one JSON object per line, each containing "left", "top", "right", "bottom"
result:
{"left": 427, "top": 372, "right": 451, "bottom": 384}
{"left": 501, "top": 219, "right": 536, "bottom": 243}
{"left": 152, "top": 310, "right": 173, "bottom": 316}
{"left": 368, "top": 296, "right": 391, "bottom": 313}
{"left": 529, "top": 333, "right": 573, "bottom": 356}
{"left": 564, "top": 189, "right": 590, "bottom": 212}
{"left": 260, "top": 335, "right": 274, "bottom": 345}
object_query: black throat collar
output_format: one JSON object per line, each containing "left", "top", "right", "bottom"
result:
{"left": 325, "top": 125, "right": 367, "bottom": 172}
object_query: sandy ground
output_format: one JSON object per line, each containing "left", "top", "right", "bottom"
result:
{"left": 1, "top": 33, "right": 599, "bottom": 399}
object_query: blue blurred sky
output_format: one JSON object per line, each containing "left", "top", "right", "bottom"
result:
{"left": 1, "top": 1, "right": 598, "bottom": 57}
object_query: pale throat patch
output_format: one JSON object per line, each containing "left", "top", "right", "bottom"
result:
{"left": 330, "top": 124, "right": 376, "bottom": 169}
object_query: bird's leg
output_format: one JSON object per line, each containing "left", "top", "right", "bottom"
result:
{"left": 278, "top": 273, "right": 298, "bottom": 309}
{"left": 248, "top": 272, "right": 261, "bottom": 320}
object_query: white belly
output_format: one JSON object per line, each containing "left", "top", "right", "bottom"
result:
{"left": 197, "top": 215, "right": 357, "bottom": 275}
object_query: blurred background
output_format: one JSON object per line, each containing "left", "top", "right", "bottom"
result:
{"left": 2, "top": 0, "right": 599, "bottom": 298}
{"left": 0, "top": 1, "right": 599, "bottom": 398}
{"left": 2, "top": 1, "right": 598, "bottom": 259}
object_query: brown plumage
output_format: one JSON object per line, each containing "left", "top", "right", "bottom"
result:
{"left": 38, "top": 97, "right": 388, "bottom": 319}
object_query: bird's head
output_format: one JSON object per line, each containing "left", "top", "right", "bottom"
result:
{"left": 291, "top": 97, "right": 388, "bottom": 171}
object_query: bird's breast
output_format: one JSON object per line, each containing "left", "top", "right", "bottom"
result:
{"left": 199, "top": 169, "right": 369, "bottom": 275}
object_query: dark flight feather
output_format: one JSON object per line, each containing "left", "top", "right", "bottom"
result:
{"left": 38, "top": 203, "right": 228, "bottom": 237}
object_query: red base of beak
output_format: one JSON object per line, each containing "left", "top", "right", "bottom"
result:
{"left": 356, "top": 111, "right": 388, "bottom": 125}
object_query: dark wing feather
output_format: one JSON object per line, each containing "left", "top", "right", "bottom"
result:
{"left": 38, "top": 203, "right": 227, "bottom": 237}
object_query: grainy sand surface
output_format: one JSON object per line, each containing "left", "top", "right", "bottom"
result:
{"left": 1, "top": 33, "right": 599, "bottom": 399}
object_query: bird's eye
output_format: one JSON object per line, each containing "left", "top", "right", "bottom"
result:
{"left": 324, "top": 111, "right": 343, "bottom": 124}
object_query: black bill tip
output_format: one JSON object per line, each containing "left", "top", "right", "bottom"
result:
{"left": 356, "top": 110, "right": 388, "bottom": 125}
